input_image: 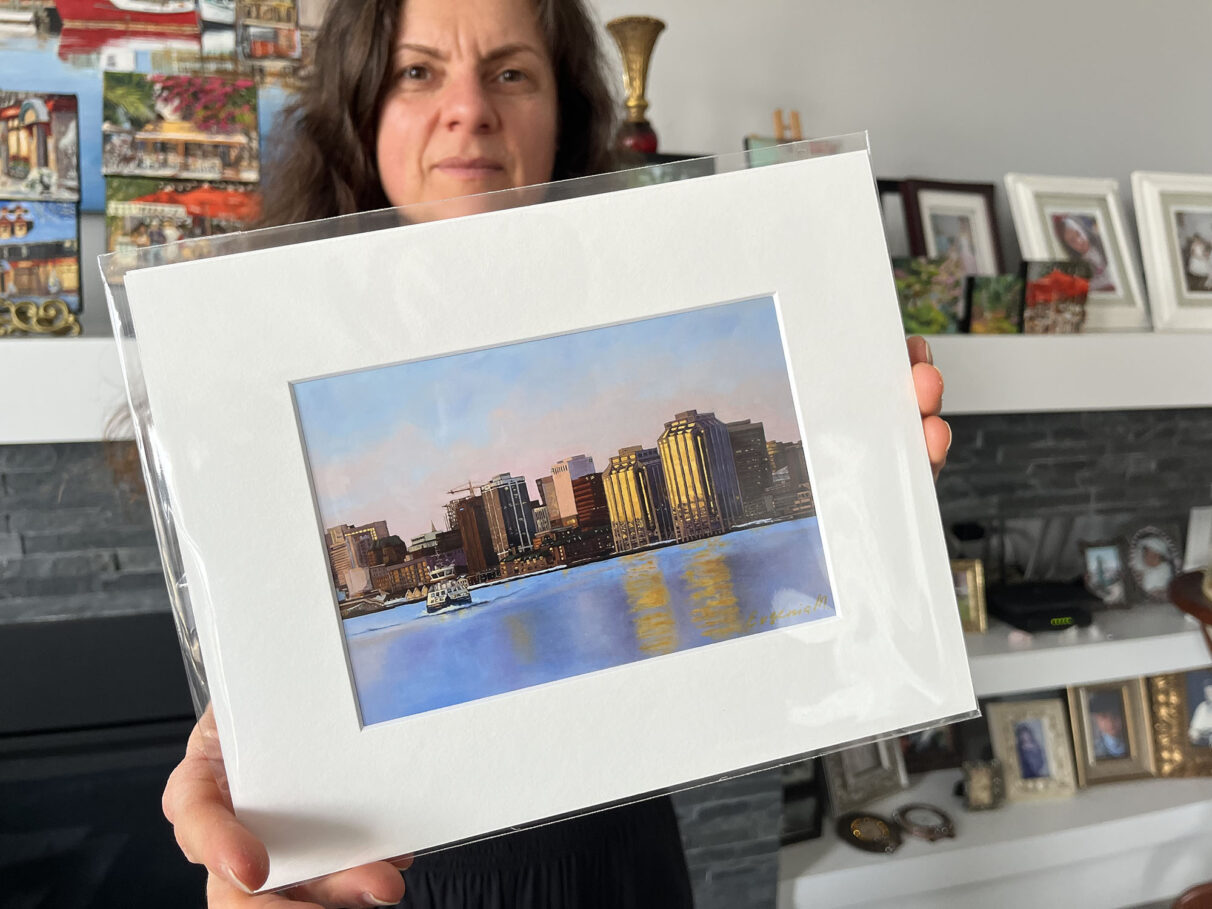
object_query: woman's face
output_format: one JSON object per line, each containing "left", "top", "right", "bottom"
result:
{"left": 376, "top": 0, "right": 559, "bottom": 210}
{"left": 1063, "top": 223, "right": 1089, "bottom": 255}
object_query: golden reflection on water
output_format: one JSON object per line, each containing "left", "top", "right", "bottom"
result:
{"left": 623, "top": 555, "right": 678, "bottom": 656}
{"left": 684, "top": 541, "right": 743, "bottom": 640}
{"left": 505, "top": 613, "right": 535, "bottom": 664}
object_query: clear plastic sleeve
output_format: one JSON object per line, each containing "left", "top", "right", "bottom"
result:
{"left": 101, "top": 133, "right": 978, "bottom": 891}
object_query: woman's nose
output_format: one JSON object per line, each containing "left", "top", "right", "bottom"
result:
{"left": 440, "top": 71, "right": 499, "bottom": 135}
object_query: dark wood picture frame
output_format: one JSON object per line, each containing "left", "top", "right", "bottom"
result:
{"left": 900, "top": 178, "right": 1005, "bottom": 275}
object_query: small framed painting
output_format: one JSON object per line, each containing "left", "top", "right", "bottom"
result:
{"left": 900, "top": 179, "right": 1004, "bottom": 277}
{"left": 1004, "top": 173, "right": 1150, "bottom": 330}
{"left": 892, "top": 256, "right": 967, "bottom": 335}
{"left": 987, "top": 698, "right": 1078, "bottom": 802}
{"left": 1131, "top": 171, "right": 1212, "bottom": 331}
{"left": 1067, "top": 678, "right": 1156, "bottom": 787}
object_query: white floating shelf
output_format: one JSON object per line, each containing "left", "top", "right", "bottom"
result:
{"left": 966, "top": 604, "right": 1209, "bottom": 697}
{"left": 779, "top": 770, "right": 1212, "bottom": 909}
{"left": 1, "top": 337, "right": 131, "bottom": 444}
{"left": 930, "top": 333, "right": 1212, "bottom": 414}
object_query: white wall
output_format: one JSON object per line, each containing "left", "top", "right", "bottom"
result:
{"left": 591, "top": 0, "right": 1212, "bottom": 265}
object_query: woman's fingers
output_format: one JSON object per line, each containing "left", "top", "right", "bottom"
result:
{"left": 906, "top": 334, "right": 933, "bottom": 369}
{"left": 207, "top": 874, "right": 324, "bottom": 909}
{"left": 906, "top": 336, "right": 949, "bottom": 479}
{"left": 923, "top": 414, "right": 951, "bottom": 480}
{"left": 163, "top": 709, "right": 270, "bottom": 895}
{"left": 911, "top": 360, "right": 944, "bottom": 418}
{"left": 287, "top": 862, "right": 407, "bottom": 907}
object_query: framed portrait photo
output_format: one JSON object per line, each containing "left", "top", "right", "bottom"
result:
{"left": 901, "top": 179, "right": 1004, "bottom": 277}
{"left": 1067, "top": 679, "right": 1156, "bottom": 787}
{"left": 1080, "top": 539, "right": 1130, "bottom": 607}
{"left": 1127, "top": 526, "right": 1181, "bottom": 603}
{"left": 986, "top": 698, "right": 1078, "bottom": 801}
{"left": 1131, "top": 171, "right": 1212, "bottom": 331}
{"left": 107, "top": 144, "right": 977, "bottom": 889}
{"left": 1149, "top": 670, "right": 1212, "bottom": 777}
{"left": 950, "top": 558, "right": 987, "bottom": 632}
{"left": 823, "top": 739, "right": 909, "bottom": 814}
{"left": 1004, "top": 173, "right": 1150, "bottom": 330}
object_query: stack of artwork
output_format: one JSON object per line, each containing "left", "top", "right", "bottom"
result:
{"left": 0, "top": 91, "right": 82, "bottom": 335}
{"left": 102, "top": 71, "right": 262, "bottom": 258}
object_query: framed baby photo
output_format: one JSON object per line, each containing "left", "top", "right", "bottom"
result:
{"left": 1132, "top": 171, "right": 1212, "bottom": 331}
{"left": 1080, "top": 539, "right": 1130, "bottom": 607}
{"left": 1067, "top": 678, "right": 1156, "bottom": 787}
{"left": 900, "top": 179, "right": 1004, "bottom": 277}
{"left": 950, "top": 558, "right": 987, "bottom": 632}
{"left": 1004, "top": 173, "right": 1150, "bottom": 330}
{"left": 104, "top": 141, "right": 978, "bottom": 890}
{"left": 823, "top": 739, "right": 909, "bottom": 814}
{"left": 1127, "top": 526, "right": 1181, "bottom": 603}
{"left": 987, "top": 698, "right": 1078, "bottom": 801}
{"left": 1149, "top": 670, "right": 1212, "bottom": 777}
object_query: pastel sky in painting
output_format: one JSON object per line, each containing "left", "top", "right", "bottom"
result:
{"left": 293, "top": 295, "right": 805, "bottom": 541}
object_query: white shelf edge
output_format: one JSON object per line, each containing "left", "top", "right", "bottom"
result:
{"left": 931, "top": 333, "right": 1212, "bottom": 414}
{"left": 0, "top": 337, "right": 133, "bottom": 444}
{"left": 966, "top": 605, "right": 1209, "bottom": 697}
{"left": 778, "top": 771, "right": 1212, "bottom": 908}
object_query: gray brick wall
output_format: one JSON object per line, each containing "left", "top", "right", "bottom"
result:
{"left": 3, "top": 407, "right": 1210, "bottom": 907}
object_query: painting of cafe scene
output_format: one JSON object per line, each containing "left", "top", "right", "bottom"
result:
{"left": 0, "top": 93, "right": 80, "bottom": 202}
{"left": 102, "top": 72, "right": 259, "bottom": 184}
{"left": 0, "top": 201, "right": 80, "bottom": 312}
{"left": 105, "top": 177, "right": 261, "bottom": 256}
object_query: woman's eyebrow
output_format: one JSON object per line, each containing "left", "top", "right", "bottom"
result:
{"left": 394, "top": 41, "right": 541, "bottom": 63}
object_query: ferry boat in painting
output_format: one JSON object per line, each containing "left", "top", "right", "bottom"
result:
{"left": 425, "top": 564, "right": 471, "bottom": 614}
{"left": 52, "top": 0, "right": 200, "bottom": 29}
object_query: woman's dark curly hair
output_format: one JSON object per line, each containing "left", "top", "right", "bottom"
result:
{"left": 259, "top": 0, "right": 618, "bottom": 227}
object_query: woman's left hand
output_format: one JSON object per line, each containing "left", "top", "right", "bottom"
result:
{"left": 907, "top": 336, "right": 950, "bottom": 481}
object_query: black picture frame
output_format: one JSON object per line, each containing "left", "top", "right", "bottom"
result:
{"left": 900, "top": 178, "right": 1005, "bottom": 275}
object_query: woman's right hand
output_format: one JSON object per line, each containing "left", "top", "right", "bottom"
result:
{"left": 163, "top": 705, "right": 412, "bottom": 908}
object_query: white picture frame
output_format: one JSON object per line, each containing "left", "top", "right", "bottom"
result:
{"left": 113, "top": 149, "right": 976, "bottom": 890}
{"left": 1131, "top": 171, "right": 1212, "bottom": 332}
{"left": 1004, "top": 173, "right": 1150, "bottom": 330}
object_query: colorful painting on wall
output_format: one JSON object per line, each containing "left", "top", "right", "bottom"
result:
{"left": 0, "top": 92, "right": 80, "bottom": 201}
{"left": 0, "top": 199, "right": 81, "bottom": 312}
{"left": 105, "top": 175, "right": 260, "bottom": 256}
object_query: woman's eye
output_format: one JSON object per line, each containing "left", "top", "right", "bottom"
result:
{"left": 496, "top": 69, "right": 526, "bottom": 84}
{"left": 399, "top": 64, "right": 430, "bottom": 82}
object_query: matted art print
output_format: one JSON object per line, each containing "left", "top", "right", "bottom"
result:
{"left": 296, "top": 296, "right": 835, "bottom": 724}
{"left": 1005, "top": 173, "right": 1150, "bottom": 330}
{"left": 0, "top": 92, "right": 80, "bottom": 202}
{"left": 1132, "top": 171, "right": 1212, "bottom": 331}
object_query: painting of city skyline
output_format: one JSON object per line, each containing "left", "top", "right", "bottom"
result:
{"left": 293, "top": 295, "right": 838, "bottom": 725}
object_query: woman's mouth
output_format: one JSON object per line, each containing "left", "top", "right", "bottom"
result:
{"left": 434, "top": 157, "right": 506, "bottom": 179}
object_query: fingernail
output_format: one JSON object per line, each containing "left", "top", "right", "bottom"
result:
{"left": 361, "top": 892, "right": 397, "bottom": 907}
{"left": 924, "top": 340, "right": 934, "bottom": 365}
{"left": 222, "top": 865, "right": 255, "bottom": 895}
{"left": 946, "top": 424, "right": 953, "bottom": 452}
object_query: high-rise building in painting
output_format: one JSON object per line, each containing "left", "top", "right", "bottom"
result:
{"left": 536, "top": 475, "right": 562, "bottom": 524}
{"left": 481, "top": 473, "right": 536, "bottom": 556}
{"left": 657, "top": 410, "right": 743, "bottom": 542}
{"left": 570, "top": 472, "right": 611, "bottom": 529}
{"left": 550, "top": 454, "right": 595, "bottom": 525}
{"left": 454, "top": 495, "right": 499, "bottom": 580}
{"left": 727, "top": 419, "right": 774, "bottom": 520}
{"left": 324, "top": 521, "right": 390, "bottom": 591}
{"left": 603, "top": 445, "right": 673, "bottom": 553}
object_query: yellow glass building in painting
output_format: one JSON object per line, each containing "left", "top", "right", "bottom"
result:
{"left": 602, "top": 446, "right": 673, "bottom": 553}
{"left": 656, "top": 410, "right": 743, "bottom": 543}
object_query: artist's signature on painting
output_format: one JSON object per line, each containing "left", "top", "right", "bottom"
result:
{"left": 743, "top": 594, "right": 831, "bottom": 631}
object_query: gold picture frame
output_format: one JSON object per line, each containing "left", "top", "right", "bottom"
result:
{"left": 987, "top": 698, "right": 1077, "bottom": 801}
{"left": 1150, "top": 670, "right": 1212, "bottom": 777}
{"left": 1067, "top": 678, "right": 1156, "bottom": 787}
{"left": 950, "top": 558, "right": 987, "bottom": 633}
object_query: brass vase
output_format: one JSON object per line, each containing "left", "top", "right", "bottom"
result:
{"left": 606, "top": 15, "right": 665, "bottom": 154}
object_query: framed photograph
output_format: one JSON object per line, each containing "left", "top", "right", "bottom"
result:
{"left": 109, "top": 147, "right": 977, "bottom": 888}
{"left": 877, "top": 178, "right": 910, "bottom": 258}
{"left": 965, "top": 274, "right": 1023, "bottom": 334}
{"left": 1004, "top": 173, "right": 1149, "bottom": 330}
{"left": 961, "top": 759, "right": 1005, "bottom": 811}
{"left": 823, "top": 739, "right": 909, "bottom": 814}
{"left": 899, "top": 722, "right": 963, "bottom": 774}
{"left": 950, "top": 558, "right": 987, "bottom": 632}
{"left": 102, "top": 73, "right": 260, "bottom": 184}
{"left": 1149, "top": 670, "right": 1212, "bottom": 777}
{"left": 892, "top": 256, "right": 967, "bottom": 334}
{"left": 1127, "top": 526, "right": 1181, "bottom": 603}
{"left": 1184, "top": 506, "right": 1212, "bottom": 571}
{"left": 900, "top": 179, "right": 1004, "bottom": 277}
{"left": 779, "top": 758, "right": 823, "bottom": 845}
{"left": 986, "top": 698, "right": 1078, "bottom": 801}
{"left": 0, "top": 92, "right": 80, "bottom": 202}
{"left": 1067, "top": 678, "right": 1156, "bottom": 787}
{"left": 1080, "top": 539, "right": 1130, "bottom": 607}
{"left": 1131, "top": 171, "right": 1212, "bottom": 331}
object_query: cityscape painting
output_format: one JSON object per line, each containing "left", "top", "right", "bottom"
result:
{"left": 293, "top": 295, "right": 837, "bottom": 725}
